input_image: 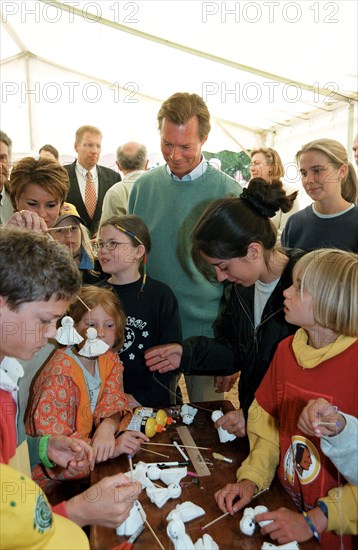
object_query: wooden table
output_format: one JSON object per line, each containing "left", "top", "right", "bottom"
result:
{"left": 90, "top": 400, "right": 321, "bottom": 549}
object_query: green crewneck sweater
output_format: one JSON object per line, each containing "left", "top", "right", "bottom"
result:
{"left": 128, "top": 164, "right": 242, "bottom": 339}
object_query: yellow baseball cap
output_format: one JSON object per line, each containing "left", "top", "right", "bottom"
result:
{"left": 54, "top": 202, "right": 86, "bottom": 227}
{"left": 0, "top": 464, "right": 89, "bottom": 549}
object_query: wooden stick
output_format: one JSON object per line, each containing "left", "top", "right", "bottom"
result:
{"left": 145, "top": 519, "right": 165, "bottom": 550}
{"left": 76, "top": 295, "right": 91, "bottom": 311}
{"left": 48, "top": 225, "right": 74, "bottom": 231}
{"left": 128, "top": 455, "right": 134, "bottom": 482}
{"left": 140, "top": 447, "right": 170, "bottom": 458}
{"left": 201, "top": 487, "right": 270, "bottom": 530}
{"left": 141, "top": 442, "right": 210, "bottom": 451}
{"left": 201, "top": 511, "right": 229, "bottom": 530}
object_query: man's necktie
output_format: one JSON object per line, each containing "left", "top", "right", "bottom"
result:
{"left": 85, "top": 171, "right": 97, "bottom": 218}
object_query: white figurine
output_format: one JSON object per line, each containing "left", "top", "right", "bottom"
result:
{"left": 167, "top": 502, "right": 205, "bottom": 523}
{"left": 116, "top": 500, "right": 146, "bottom": 536}
{"left": 161, "top": 467, "right": 187, "bottom": 486}
{"left": 180, "top": 404, "right": 198, "bottom": 425}
{"left": 123, "top": 466, "right": 155, "bottom": 489}
{"left": 167, "top": 519, "right": 195, "bottom": 550}
{"left": 211, "top": 410, "right": 236, "bottom": 443}
{"left": 240, "top": 505, "right": 273, "bottom": 536}
{"left": 240, "top": 507, "right": 256, "bottom": 536}
{"left": 146, "top": 482, "right": 182, "bottom": 508}
{"left": 146, "top": 465, "right": 187, "bottom": 485}
{"left": 194, "top": 533, "right": 219, "bottom": 549}
{"left": 55, "top": 316, "right": 83, "bottom": 345}
{"left": 261, "top": 542, "right": 299, "bottom": 550}
{"left": 254, "top": 505, "right": 272, "bottom": 528}
{"left": 79, "top": 327, "right": 109, "bottom": 357}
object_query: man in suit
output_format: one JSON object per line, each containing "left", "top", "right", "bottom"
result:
{"left": 64, "top": 125, "right": 121, "bottom": 235}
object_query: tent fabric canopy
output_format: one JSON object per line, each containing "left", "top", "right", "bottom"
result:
{"left": 1, "top": 0, "right": 357, "bottom": 167}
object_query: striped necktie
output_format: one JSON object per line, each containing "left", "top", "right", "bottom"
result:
{"left": 85, "top": 171, "right": 97, "bottom": 218}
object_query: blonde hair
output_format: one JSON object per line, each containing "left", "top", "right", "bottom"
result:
{"left": 79, "top": 223, "right": 96, "bottom": 265}
{"left": 293, "top": 249, "right": 358, "bottom": 336}
{"left": 296, "top": 138, "right": 358, "bottom": 203}
{"left": 68, "top": 285, "right": 126, "bottom": 350}
{"left": 75, "top": 125, "right": 102, "bottom": 143}
{"left": 250, "top": 147, "right": 284, "bottom": 179}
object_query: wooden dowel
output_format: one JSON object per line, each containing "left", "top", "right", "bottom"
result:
{"left": 201, "top": 487, "right": 270, "bottom": 530}
{"left": 128, "top": 455, "right": 134, "bottom": 482}
{"left": 141, "top": 442, "right": 210, "bottom": 451}
{"left": 201, "top": 511, "right": 229, "bottom": 530}
{"left": 48, "top": 225, "right": 74, "bottom": 231}
{"left": 140, "top": 447, "right": 170, "bottom": 458}
{"left": 145, "top": 519, "right": 165, "bottom": 550}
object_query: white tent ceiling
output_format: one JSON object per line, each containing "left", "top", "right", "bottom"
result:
{"left": 1, "top": 0, "right": 357, "bottom": 169}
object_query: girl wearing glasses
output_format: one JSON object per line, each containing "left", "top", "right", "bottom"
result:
{"left": 95, "top": 215, "right": 182, "bottom": 408}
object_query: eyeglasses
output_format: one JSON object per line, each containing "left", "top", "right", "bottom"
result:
{"left": 93, "top": 241, "right": 131, "bottom": 251}
{"left": 249, "top": 161, "right": 271, "bottom": 167}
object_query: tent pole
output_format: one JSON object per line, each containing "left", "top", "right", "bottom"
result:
{"left": 347, "top": 101, "right": 355, "bottom": 163}
{"left": 24, "top": 54, "right": 35, "bottom": 152}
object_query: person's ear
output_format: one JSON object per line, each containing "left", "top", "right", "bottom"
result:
{"left": 246, "top": 242, "right": 262, "bottom": 261}
{"left": 134, "top": 244, "right": 145, "bottom": 261}
{"left": 338, "top": 163, "right": 348, "bottom": 181}
{"left": 74, "top": 141, "right": 79, "bottom": 154}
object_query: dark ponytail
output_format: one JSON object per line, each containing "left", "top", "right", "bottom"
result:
{"left": 191, "top": 179, "right": 294, "bottom": 280}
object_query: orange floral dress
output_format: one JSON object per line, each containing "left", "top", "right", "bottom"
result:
{"left": 26, "top": 348, "right": 131, "bottom": 490}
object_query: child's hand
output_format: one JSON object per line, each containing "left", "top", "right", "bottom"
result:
{"left": 91, "top": 421, "right": 116, "bottom": 463}
{"left": 112, "top": 430, "right": 150, "bottom": 458}
{"left": 214, "top": 409, "right": 246, "bottom": 437}
{"left": 256, "top": 508, "right": 313, "bottom": 543}
{"left": 214, "top": 479, "right": 256, "bottom": 515}
{"left": 297, "top": 398, "right": 346, "bottom": 437}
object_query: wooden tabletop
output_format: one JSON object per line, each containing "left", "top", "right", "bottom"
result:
{"left": 90, "top": 400, "right": 321, "bottom": 550}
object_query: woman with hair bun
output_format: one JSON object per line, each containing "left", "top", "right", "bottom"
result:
{"left": 282, "top": 138, "right": 358, "bottom": 252}
{"left": 249, "top": 147, "right": 300, "bottom": 242}
{"left": 145, "top": 178, "right": 305, "bottom": 435}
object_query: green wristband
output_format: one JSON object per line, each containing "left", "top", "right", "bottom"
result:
{"left": 39, "top": 435, "right": 56, "bottom": 468}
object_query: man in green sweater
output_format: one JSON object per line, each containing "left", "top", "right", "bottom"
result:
{"left": 128, "top": 92, "right": 242, "bottom": 402}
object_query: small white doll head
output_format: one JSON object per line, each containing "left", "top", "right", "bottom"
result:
{"left": 66, "top": 286, "right": 126, "bottom": 357}
{"left": 180, "top": 404, "right": 198, "bottom": 425}
{"left": 55, "top": 315, "right": 83, "bottom": 345}
{"left": 239, "top": 507, "right": 256, "bottom": 536}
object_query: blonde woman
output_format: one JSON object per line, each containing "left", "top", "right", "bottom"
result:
{"left": 249, "top": 147, "right": 300, "bottom": 242}
{"left": 282, "top": 138, "right": 358, "bottom": 252}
